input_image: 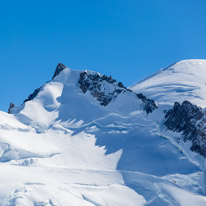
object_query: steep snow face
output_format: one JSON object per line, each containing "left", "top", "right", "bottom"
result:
{"left": 131, "top": 59, "right": 206, "bottom": 107}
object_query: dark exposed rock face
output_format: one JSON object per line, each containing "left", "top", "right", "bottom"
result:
{"left": 52, "top": 63, "right": 67, "bottom": 79}
{"left": 78, "top": 71, "right": 158, "bottom": 113}
{"left": 136, "top": 93, "right": 158, "bottom": 114}
{"left": 78, "top": 71, "right": 124, "bottom": 106}
{"left": 8, "top": 103, "right": 15, "bottom": 114}
{"left": 24, "top": 87, "right": 41, "bottom": 103}
{"left": 164, "top": 100, "right": 206, "bottom": 157}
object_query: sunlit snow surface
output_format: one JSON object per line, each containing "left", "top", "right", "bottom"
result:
{"left": 1, "top": 60, "right": 206, "bottom": 205}
{"left": 131, "top": 59, "right": 206, "bottom": 107}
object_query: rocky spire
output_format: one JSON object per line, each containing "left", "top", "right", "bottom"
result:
{"left": 52, "top": 63, "right": 67, "bottom": 79}
{"left": 8, "top": 102, "right": 15, "bottom": 114}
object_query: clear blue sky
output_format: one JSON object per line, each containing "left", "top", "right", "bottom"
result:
{"left": 1, "top": 0, "right": 206, "bottom": 111}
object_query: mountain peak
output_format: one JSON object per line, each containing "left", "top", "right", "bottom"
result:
{"left": 52, "top": 63, "right": 67, "bottom": 79}
{"left": 2, "top": 59, "right": 206, "bottom": 205}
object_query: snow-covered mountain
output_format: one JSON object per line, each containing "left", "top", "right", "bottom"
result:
{"left": 1, "top": 60, "right": 206, "bottom": 205}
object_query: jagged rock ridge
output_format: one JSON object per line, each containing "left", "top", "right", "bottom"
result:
{"left": 164, "top": 100, "right": 206, "bottom": 157}
{"left": 78, "top": 71, "right": 158, "bottom": 113}
{"left": 24, "top": 87, "right": 41, "bottom": 103}
{"left": 78, "top": 71, "right": 127, "bottom": 106}
{"left": 52, "top": 63, "right": 67, "bottom": 79}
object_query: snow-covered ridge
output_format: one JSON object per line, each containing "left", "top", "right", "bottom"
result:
{"left": 131, "top": 59, "right": 206, "bottom": 107}
{"left": 10, "top": 63, "right": 157, "bottom": 123}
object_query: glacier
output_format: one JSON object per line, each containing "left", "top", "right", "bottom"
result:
{"left": 0, "top": 60, "right": 206, "bottom": 205}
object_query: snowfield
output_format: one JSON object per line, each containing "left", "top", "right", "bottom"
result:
{"left": 1, "top": 60, "right": 206, "bottom": 205}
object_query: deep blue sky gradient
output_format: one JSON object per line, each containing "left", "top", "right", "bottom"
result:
{"left": 1, "top": 0, "right": 206, "bottom": 111}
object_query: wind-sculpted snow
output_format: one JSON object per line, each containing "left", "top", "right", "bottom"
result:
{"left": 1, "top": 60, "right": 206, "bottom": 205}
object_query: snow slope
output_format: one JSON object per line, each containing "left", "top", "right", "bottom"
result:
{"left": 131, "top": 59, "right": 206, "bottom": 107}
{"left": 1, "top": 61, "right": 206, "bottom": 205}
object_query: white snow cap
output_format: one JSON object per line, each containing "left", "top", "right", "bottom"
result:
{"left": 131, "top": 59, "right": 206, "bottom": 107}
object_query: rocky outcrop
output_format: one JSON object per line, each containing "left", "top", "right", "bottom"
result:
{"left": 164, "top": 100, "right": 206, "bottom": 157}
{"left": 78, "top": 71, "right": 125, "bottom": 106}
{"left": 8, "top": 103, "right": 15, "bottom": 114}
{"left": 78, "top": 71, "right": 158, "bottom": 113}
{"left": 52, "top": 63, "right": 67, "bottom": 79}
{"left": 136, "top": 93, "right": 158, "bottom": 114}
